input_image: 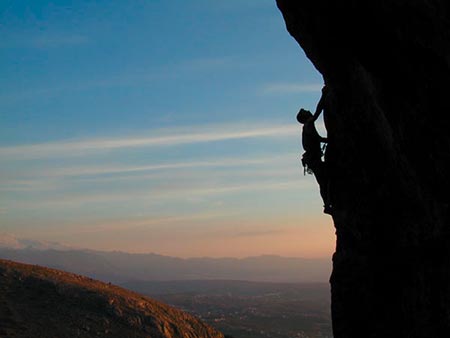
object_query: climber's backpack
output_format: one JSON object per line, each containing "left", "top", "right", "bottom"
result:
{"left": 301, "top": 144, "right": 326, "bottom": 175}
{"left": 301, "top": 152, "right": 314, "bottom": 175}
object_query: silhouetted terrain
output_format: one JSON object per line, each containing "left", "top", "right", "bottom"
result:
{"left": 123, "top": 280, "right": 332, "bottom": 338}
{"left": 0, "top": 247, "right": 330, "bottom": 283}
{"left": 276, "top": 1, "right": 450, "bottom": 337}
{"left": 0, "top": 243, "right": 333, "bottom": 337}
{"left": 0, "top": 259, "right": 223, "bottom": 338}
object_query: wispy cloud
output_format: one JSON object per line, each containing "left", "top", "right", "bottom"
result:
{"left": 262, "top": 83, "right": 323, "bottom": 94}
{"left": 0, "top": 154, "right": 301, "bottom": 195}
{"left": 0, "top": 123, "right": 297, "bottom": 159}
{"left": 0, "top": 179, "right": 63, "bottom": 192}
{"left": 68, "top": 212, "right": 229, "bottom": 235}
{"left": 45, "top": 156, "right": 287, "bottom": 178}
{"left": 6, "top": 179, "right": 312, "bottom": 211}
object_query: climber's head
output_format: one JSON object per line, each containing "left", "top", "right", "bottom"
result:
{"left": 297, "top": 108, "right": 312, "bottom": 124}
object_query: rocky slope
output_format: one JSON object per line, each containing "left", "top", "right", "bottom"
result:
{"left": 276, "top": 1, "right": 450, "bottom": 337}
{"left": 0, "top": 259, "right": 224, "bottom": 338}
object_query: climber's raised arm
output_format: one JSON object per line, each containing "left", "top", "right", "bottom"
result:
{"left": 311, "top": 85, "right": 328, "bottom": 122}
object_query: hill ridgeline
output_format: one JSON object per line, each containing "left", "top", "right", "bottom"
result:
{"left": 0, "top": 259, "right": 224, "bottom": 338}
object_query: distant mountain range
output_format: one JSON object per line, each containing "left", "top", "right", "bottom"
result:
{"left": 0, "top": 234, "right": 331, "bottom": 283}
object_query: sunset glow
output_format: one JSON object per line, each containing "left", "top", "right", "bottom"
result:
{"left": 0, "top": 0, "right": 334, "bottom": 258}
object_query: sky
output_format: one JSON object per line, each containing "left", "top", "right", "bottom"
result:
{"left": 0, "top": 0, "right": 334, "bottom": 258}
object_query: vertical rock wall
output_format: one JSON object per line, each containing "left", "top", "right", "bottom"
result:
{"left": 276, "top": 1, "right": 450, "bottom": 337}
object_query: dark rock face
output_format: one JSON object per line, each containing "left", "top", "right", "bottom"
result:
{"left": 276, "top": 1, "right": 450, "bottom": 337}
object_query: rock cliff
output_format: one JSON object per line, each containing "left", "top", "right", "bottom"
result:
{"left": 276, "top": 1, "right": 450, "bottom": 337}
{"left": 0, "top": 259, "right": 224, "bottom": 338}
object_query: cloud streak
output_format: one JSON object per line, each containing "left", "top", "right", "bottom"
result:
{"left": 43, "top": 153, "right": 296, "bottom": 178}
{"left": 6, "top": 179, "right": 312, "bottom": 211}
{"left": 0, "top": 123, "right": 297, "bottom": 159}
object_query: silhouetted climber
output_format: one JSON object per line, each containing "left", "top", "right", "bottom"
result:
{"left": 297, "top": 86, "right": 332, "bottom": 214}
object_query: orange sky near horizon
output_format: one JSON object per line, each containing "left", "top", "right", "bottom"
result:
{"left": 8, "top": 212, "right": 335, "bottom": 259}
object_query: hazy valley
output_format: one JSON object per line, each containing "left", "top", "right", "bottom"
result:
{"left": 124, "top": 280, "right": 332, "bottom": 338}
{"left": 0, "top": 238, "right": 332, "bottom": 338}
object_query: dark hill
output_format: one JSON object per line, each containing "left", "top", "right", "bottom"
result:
{"left": 0, "top": 259, "right": 224, "bottom": 338}
{"left": 276, "top": 1, "right": 450, "bottom": 337}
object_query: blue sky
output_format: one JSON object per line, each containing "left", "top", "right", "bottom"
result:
{"left": 0, "top": 0, "right": 334, "bottom": 257}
